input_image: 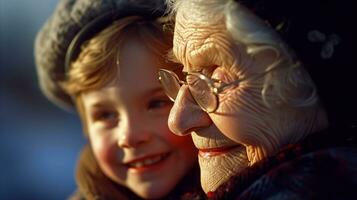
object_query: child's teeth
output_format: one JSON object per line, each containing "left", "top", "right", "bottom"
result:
{"left": 131, "top": 162, "right": 141, "bottom": 167}
{"left": 128, "top": 154, "right": 166, "bottom": 168}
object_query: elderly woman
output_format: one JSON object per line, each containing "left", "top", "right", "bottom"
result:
{"left": 158, "top": 0, "right": 357, "bottom": 199}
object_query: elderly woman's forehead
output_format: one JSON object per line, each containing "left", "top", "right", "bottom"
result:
{"left": 175, "top": 0, "right": 219, "bottom": 23}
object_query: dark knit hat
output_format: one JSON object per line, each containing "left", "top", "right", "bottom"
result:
{"left": 34, "top": 0, "right": 166, "bottom": 110}
{"left": 237, "top": 0, "right": 357, "bottom": 127}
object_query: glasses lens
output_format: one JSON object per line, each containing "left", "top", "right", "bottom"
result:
{"left": 158, "top": 70, "right": 181, "bottom": 101}
{"left": 187, "top": 74, "right": 217, "bottom": 112}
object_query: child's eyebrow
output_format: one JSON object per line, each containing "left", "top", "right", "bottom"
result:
{"left": 166, "top": 49, "right": 181, "bottom": 64}
{"left": 139, "top": 87, "right": 165, "bottom": 100}
{"left": 89, "top": 101, "right": 113, "bottom": 109}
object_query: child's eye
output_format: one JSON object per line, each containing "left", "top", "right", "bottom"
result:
{"left": 148, "top": 98, "right": 173, "bottom": 110}
{"left": 99, "top": 112, "right": 117, "bottom": 120}
{"left": 92, "top": 110, "right": 119, "bottom": 125}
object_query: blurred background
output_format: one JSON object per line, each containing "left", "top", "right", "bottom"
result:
{"left": 1, "top": 1, "right": 356, "bottom": 200}
{"left": 0, "top": 0, "right": 86, "bottom": 199}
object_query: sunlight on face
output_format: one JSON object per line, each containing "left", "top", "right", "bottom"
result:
{"left": 81, "top": 39, "right": 197, "bottom": 199}
{"left": 168, "top": 2, "right": 287, "bottom": 193}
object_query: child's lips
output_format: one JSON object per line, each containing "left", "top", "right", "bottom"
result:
{"left": 124, "top": 152, "right": 171, "bottom": 170}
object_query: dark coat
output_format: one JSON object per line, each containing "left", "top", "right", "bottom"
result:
{"left": 68, "top": 145, "right": 204, "bottom": 200}
{"left": 208, "top": 126, "right": 357, "bottom": 200}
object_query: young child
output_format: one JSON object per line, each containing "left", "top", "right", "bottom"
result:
{"left": 34, "top": 1, "right": 201, "bottom": 199}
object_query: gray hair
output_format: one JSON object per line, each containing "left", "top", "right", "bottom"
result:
{"left": 166, "top": 0, "right": 318, "bottom": 108}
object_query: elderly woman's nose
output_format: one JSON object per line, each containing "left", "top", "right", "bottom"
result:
{"left": 168, "top": 85, "right": 212, "bottom": 136}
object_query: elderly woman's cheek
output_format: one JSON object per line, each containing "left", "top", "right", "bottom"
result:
{"left": 211, "top": 88, "right": 268, "bottom": 145}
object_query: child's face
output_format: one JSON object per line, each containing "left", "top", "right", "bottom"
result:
{"left": 81, "top": 38, "right": 197, "bottom": 199}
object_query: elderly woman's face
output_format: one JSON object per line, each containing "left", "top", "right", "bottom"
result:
{"left": 168, "top": 3, "right": 284, "bottom": 193}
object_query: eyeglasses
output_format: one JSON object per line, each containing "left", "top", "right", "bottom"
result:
{"left": 158, "top": 69, "right": 243, "bottom": 113}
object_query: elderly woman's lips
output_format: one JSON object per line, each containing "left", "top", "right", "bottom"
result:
{"left": 198, "top": 145, "right": 241, "bottom": 158}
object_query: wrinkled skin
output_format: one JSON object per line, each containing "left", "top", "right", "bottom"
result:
{"left": 81, "top": 38, "right": 198, "bottom": 199}
{"left": 168, "top": 1, "right": 326, "bottom": 193}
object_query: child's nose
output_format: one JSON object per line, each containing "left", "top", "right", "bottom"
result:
{"left": 117, "top": 116, "right": 152, "bottom": 148}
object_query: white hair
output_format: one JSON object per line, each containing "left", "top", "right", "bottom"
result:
{"left": 166, "top": 0, "right": 319, "bottom": 108}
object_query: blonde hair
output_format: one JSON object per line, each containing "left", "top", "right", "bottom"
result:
{"left": 62, "top": 16, "right": 176, "bottom": 134}
{"left": 166, "top": 0, "right": 318, "bottom": 108}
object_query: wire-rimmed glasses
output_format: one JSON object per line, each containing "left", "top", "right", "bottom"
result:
{"left": 158, "top": 69, "right": 242, "bottom": 113}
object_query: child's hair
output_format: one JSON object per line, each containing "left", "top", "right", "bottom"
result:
{"left": 61, "top": 16, "right": 178, "bottom": 134}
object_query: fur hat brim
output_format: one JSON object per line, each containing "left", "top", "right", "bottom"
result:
{"left": 35, "top": 0, "right": 166, "bottom": 110}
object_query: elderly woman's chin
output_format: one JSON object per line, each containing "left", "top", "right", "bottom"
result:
{"left": 198, "top": 145, "right": 249, "bottom": 193}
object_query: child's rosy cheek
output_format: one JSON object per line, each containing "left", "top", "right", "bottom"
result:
{"left": 96, "top": 140, "right": 118, "bottom": 164}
